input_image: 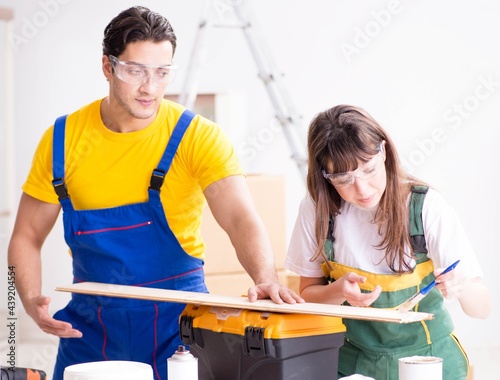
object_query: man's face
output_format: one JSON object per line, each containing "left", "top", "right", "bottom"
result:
{"left": 103, "top": 40, "right": 174, "bottom": 122}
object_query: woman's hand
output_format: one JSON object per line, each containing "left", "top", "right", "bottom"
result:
{"left": 434, "top": 265, "right": 491, "bottom": 319}
{"left": 434, "top": 264, "right": 467, "bottom": 299}
{"left": 338, "top": 272, "right": 382, "bottom": 307}
{"left": 299, "top": 273, "right": 381, "bottom": 306}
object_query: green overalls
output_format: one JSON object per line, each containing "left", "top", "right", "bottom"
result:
{"left": 321, "top": 186, "right": 469, "bottom": 380}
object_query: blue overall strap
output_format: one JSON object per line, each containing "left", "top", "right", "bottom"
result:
{"left": 51, "top": 114, "right": 73, "bottom": 211}
{"left": 149, "top": 109, "right": 196, "bottom": 191}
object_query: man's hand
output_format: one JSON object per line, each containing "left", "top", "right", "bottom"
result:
{"left": 24, "top": 295, "right": 82, "bottom": 338}
{"left": 247, "top": 282, "right": 305, "bottom": 304}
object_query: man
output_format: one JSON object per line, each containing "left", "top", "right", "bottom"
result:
{"left": 8, "top": 6, "right": 302, "bottom": 380}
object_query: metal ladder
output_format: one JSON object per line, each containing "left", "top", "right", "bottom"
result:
{"left": 177, "top": 0, "right": 308, "bottom": 180}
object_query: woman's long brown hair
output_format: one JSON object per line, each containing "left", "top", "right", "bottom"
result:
{"left": 306, "top": 105, "right": 427, "bottom": 273}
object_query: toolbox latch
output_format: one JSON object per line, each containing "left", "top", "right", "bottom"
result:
{"left": 244, "top": 327, "right": 266, "bottom": 358}
{"left": 179, "top": 315, "right": 205, "bottom": 349}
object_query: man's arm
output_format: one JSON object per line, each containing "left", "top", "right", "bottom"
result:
{"left": 8, "top": 193, "right": 82, "bottom": 337}
{"left": 204, "top": 175, "right": 303, "bottom": 304}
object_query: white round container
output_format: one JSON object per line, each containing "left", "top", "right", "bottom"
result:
{"left": 398, "top": 356, "right": 443, "bottom": 380}
{"left": 64, "top": 360, "right": 154, "bottom": 380}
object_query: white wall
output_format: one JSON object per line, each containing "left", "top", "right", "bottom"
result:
{"left": 1, "top": 0, "right": 499, "bottom": 376}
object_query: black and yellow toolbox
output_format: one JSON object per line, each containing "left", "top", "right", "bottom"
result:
{"left": 179, "top": 304, "right": 346, "bottom": 380}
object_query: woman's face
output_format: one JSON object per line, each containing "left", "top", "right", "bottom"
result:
{"left": 324, "top": 142, "right": 387, "bottom": 209}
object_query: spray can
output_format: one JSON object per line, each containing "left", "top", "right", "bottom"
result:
{"left": 167, "top": 345, "right": 198, "bottom": 380}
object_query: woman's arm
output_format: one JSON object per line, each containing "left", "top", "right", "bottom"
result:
{"left": 435, "top": 265, "right": 491, "bottom": 319}
{"left": 300, "top": 274, "right": 382, "bottom": 307}
{"left": 423, "top": 190, "right": 491, "bottom": 319}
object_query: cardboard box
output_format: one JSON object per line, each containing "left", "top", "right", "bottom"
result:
{"left": 285, "top": 272, "right": 300, "bottom": 294}
{"left": 201, "top": 175, "right": 286, "bottom": 275}
{"left": 204, "top": 270, "right": 291, "bottom": 297}
{"left": 180, "top": 304, "right": 346, "bottom": 380}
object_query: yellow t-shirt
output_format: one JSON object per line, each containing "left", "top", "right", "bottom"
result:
{"left": 23, "top": 98, "right": 244, "bottom": 260}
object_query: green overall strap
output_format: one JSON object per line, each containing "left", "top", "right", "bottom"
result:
{"left": 323, "top": 185, "right": 429, "bottom": 279}
{"left": 324, "top": 216, "right": 335, "bottom": 262}
{"left": 409, "top": 185, "right": 429, "bottom": 254}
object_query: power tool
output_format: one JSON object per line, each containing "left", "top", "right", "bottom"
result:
{"left": 1, "top": 367, "right": 47, "bottom": 380}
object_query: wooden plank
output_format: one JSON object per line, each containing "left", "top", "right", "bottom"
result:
{"left": 56, "top": 282, "right": 433, "bottom": 324}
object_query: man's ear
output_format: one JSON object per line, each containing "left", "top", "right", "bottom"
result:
{"left": 102, "top": 55, "right": 113, "bottom": 80}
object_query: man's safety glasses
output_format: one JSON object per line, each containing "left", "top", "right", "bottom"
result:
{"left": 108, "top": 55, "right": 177, "bottom": 86}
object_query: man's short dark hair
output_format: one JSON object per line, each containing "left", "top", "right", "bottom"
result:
{"left": 102, "top": 6, "right": 177, "bottom": 57}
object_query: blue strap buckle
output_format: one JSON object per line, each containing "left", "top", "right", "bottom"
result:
{"left": 52, "top": 178, "right": 70, "bottom": 200}
{"left": 149, "top": 169, "right": 166, "bottom": 191}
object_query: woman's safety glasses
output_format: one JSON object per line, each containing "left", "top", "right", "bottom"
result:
{"left": 322, "top": 144, "right": 384, "bottom": 187}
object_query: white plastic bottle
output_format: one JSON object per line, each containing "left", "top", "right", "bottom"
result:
{"left": 167, "top": 345, "right": 198, "bottom": 380}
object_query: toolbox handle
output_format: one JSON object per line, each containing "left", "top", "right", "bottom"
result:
{"left": 244, "top": 327, "right": 267, "bottom": 358}
{"left": 179, "top": 315, "right": 205, "bottom": 349}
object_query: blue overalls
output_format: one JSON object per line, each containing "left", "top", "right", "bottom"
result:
{"left": 50, "top": 110, "right": 207, "bottom": 380}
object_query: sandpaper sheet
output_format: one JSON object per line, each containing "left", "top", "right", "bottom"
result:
{"left": 56, "top": 282, "right": 433, "bottom": 324}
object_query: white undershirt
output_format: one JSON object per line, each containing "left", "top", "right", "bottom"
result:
{"left": 285, "top": 188, "right": 482, "bottom": 278}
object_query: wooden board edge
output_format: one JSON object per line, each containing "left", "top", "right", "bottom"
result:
{"left": 56, "top": 282, "right": 433, "bottom": 324}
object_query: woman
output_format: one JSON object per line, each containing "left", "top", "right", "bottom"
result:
{"left": 285, "top": 104, "right": 490, "bottom": 380}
